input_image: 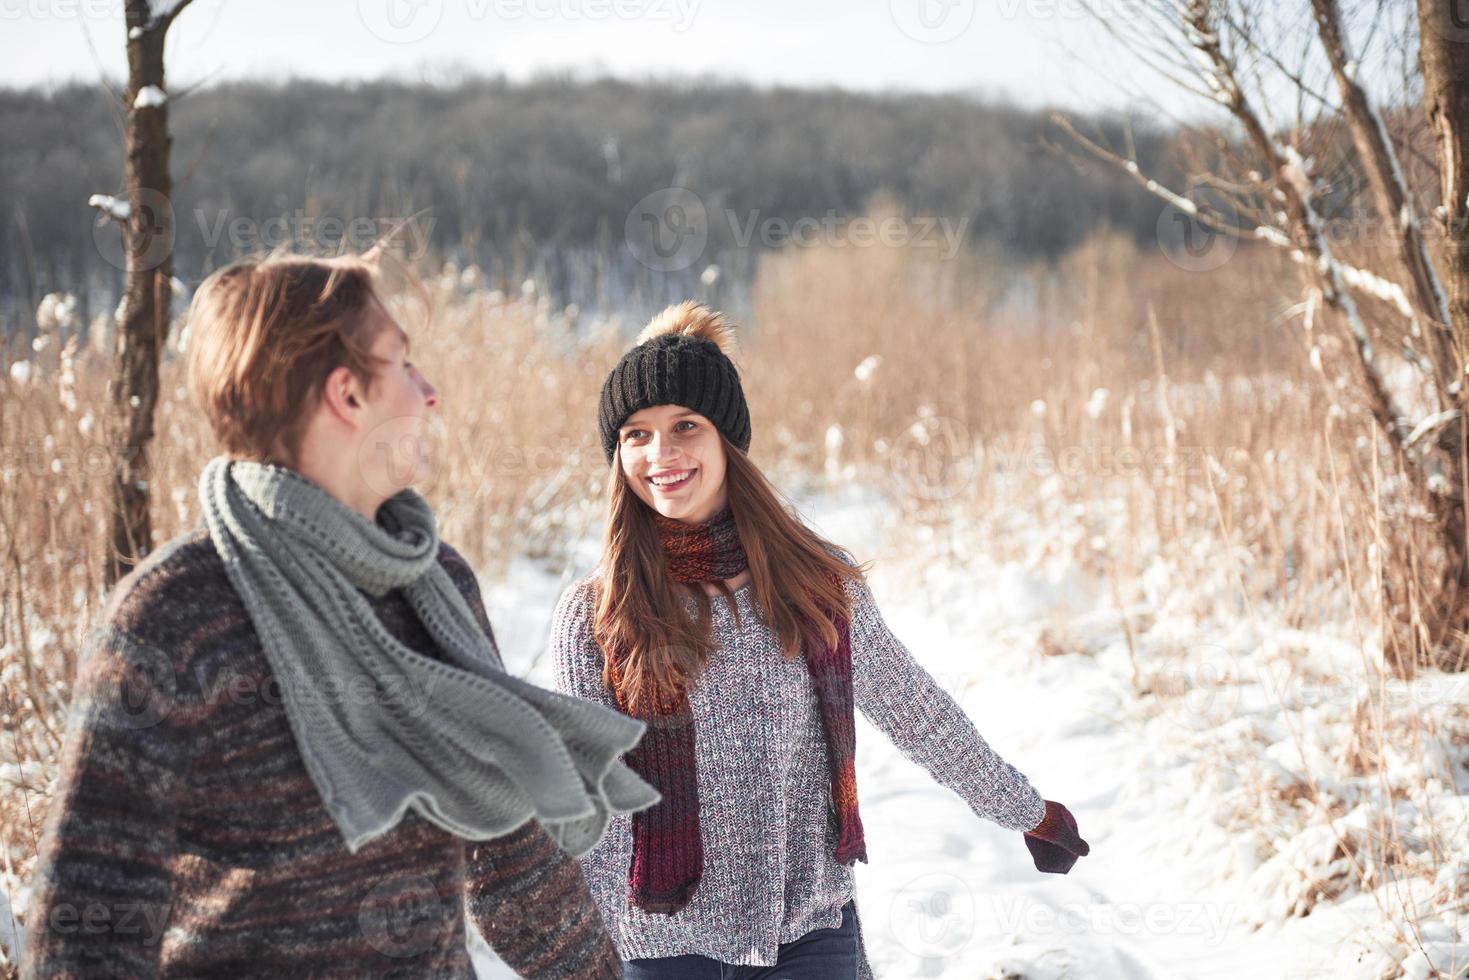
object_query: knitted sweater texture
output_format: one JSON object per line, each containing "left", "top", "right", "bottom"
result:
{"left": 23, "top": 526, "right": 620, "bottom": 979}
{"left": 551, "top": 555, "right": 1047, "bottom": 979}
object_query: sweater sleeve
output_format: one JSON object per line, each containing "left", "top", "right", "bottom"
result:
{"left": 842, "top": 564, "right": 1047, "bottom": 832}
{"left": 548, "top": 576, "right": 631, "bottom": 950}
{"left": 550, "top": 577, "right": 621, "bottom": 714}
{"left": 463, "top": 825, "right": 622, "bottom": 979}
{"left": 23, "top": 577, "right": 198, "bottom": 976}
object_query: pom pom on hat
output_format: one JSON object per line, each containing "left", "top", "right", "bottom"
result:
{"left": 635, "top": 300, "right": 739, "bottom": 356}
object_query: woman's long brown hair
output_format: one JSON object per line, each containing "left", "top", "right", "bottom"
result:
{"left": 593, "top": 433, "right": 871, "bottom": 715}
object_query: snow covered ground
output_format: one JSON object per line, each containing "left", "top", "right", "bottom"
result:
{"left": 467, "top": 482, "right": 1469, "bottom": 980}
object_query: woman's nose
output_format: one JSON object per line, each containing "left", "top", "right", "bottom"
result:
{"left": 647, "top": 432, "right": 678, "bottom": 461}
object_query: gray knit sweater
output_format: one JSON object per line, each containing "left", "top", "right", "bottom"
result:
{"left": 550, "top": 555, "right": 1048, "bottom": 978}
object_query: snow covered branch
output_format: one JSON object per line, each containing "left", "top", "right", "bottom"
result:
{"left": 87, "top": 193, "right": 131, "bottom": 224}
{"left": 1051, "top": 111, "right": 1421, "bottom": 350}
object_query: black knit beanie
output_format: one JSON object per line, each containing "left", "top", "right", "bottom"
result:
{"left": 598, "top": 331, "right": 751, "bottom": 465}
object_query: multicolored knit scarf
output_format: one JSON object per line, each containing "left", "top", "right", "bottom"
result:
{"left": 606, "top": 506, "right": 868, "bottom": 913}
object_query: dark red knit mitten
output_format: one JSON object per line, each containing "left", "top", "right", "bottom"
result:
{"left": 1023, "top": 799, "right": 1089, "bottom": 874}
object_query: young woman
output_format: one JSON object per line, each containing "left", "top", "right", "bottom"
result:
{"left": 552, "top": 302, "right": 1090, "bottom": 979}
{"left": 25, "top": 253, "right": 657, "bottom": 978}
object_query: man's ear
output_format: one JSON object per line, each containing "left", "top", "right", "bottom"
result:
{"left": 317, "top": 364, "right": 364, "bottom": 424}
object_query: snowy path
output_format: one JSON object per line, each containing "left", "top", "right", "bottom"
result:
{"left": 466, "top": 492, "right": 1381, "bottom": 979}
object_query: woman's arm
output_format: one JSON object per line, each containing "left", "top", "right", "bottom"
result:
{"left": 550, "top": 576, "right": 621, "bottom": 714}
{"left": 548, "top": 576, "right": 632, "bottom": 946}
{"left": 842, "top": 565, "right": 1047, "bottom": 832}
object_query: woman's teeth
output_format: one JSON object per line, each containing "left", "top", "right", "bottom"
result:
{"left": 649, "top": 470, "right": 694, "bottom": 490}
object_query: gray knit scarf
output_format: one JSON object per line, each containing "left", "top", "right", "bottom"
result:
{"left": 198, "top": 454, "right": 660, "bottom": 855}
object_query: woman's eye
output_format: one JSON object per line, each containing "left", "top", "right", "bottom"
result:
{"left": 676, "top": 421, "right": 695, "bottom": 431}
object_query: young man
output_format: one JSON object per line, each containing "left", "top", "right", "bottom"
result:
{"left": 22, "top": 255, "right": 659, "bottom": 978}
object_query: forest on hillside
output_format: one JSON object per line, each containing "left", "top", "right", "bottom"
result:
{"left": 2, "top": 75, "right": 1189, "bottom": 330}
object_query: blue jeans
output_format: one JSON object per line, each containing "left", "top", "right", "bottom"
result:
{"left": 622, "top": 900, "right": 858, "bottom": 980}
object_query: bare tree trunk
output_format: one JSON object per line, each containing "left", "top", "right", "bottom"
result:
{"left": 106, "top": 0, "right": 192, "bottom": 587}
{"left": 1418, "top": 3, "right": 1469, "bottom": 344}
{"left": 1177, "top": 3, "right": 1412, "bottom": 450}
{"left": 1414, "top": 1, "right": 1469, "bottom": 660}
{"left": 1316, "top": 0, "right": 1469, "bottom": 662}
{"left": 1315, "top": 0, "right": 1453, "bottom": 385}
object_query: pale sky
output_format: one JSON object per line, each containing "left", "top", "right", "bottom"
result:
{"left": 1, "top": 0, "right": 1213, "bottom": 115}
{"left": 0, "top": 0, "right": 1412, "bottom": 123}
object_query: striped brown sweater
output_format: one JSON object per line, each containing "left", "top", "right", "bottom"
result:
{"left": 22, "top": 525, "right": 620, "bottom": 979}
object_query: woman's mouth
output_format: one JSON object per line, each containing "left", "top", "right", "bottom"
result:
{"left": 647, "top": 468, "right": 696, "bottom": 492}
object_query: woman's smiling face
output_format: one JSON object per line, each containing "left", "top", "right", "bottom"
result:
{"left": 618, "top": 404, "right": 728, "bottom": 524}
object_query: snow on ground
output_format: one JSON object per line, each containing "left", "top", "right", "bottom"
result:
{"left": 467, "top": 480, "right": 1469, "bottom": 980}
